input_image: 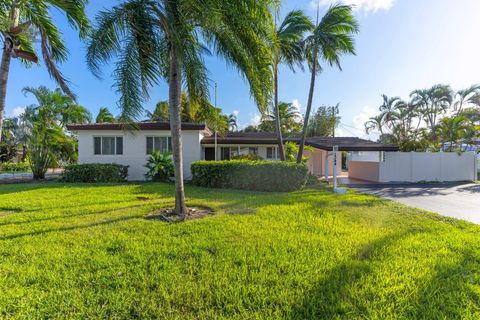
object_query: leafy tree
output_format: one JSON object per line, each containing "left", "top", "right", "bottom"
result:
{"left": 0, "top": 0, "right": 90, "bottom": 141}
{"left": 86, "top": 0, "right": 273, "bottom": 216}
{"left": 306, "top": 104, "right": 340, "bottom": 137}
{"left": 96, "top": 107, "right": 116, "bottom": 123}
{"left": 271, "top": 10, "right": 313, "bottom": 160}
{"left": 242, "top": 125, "right": 259, "bottom": 133}
{"left": 437, "top": 115, "right": 472, "bottom": 151}
{"left": 297, "top": 5, "right": 359, "bottom": 163}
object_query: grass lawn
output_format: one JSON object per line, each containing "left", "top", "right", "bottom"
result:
{"left": 0, "top": 182, "right": 479, "bottom": 319}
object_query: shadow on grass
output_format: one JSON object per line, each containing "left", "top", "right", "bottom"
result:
{"left": 0, "top": 215, "right": 139, "bottom": 241}
{"left": 288, "top": 230, "right": 414, "bottom": 319}
{"left": 403, "top": 249, "right": 480, "bottom": 318}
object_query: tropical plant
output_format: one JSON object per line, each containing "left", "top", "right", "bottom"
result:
{"left": 297, "top": 5, "right": 359, "bottom": 163}
{"left": 0, "top": 0, "right": 90, "bottom": 141}
{"left": 437, "top": 115, "right": 472, "bottom": 151}
{"left": 145, "top": 151, "right": 174, "bottom": 182}
{"left": 285, "top": 141, "right": 312, "bottom": 163}
{"left": 228, "top": 113, "right": 238, "bottom": 132}
{"left": 259, "top": 101, "right": 302, "bottom": 133}
{"left": 271, "top": 10, "right": 313, "bottom": 160}
{"left": 453, "top": 84, "right": 480, "bottom": 115}
{"left": 96, "top": 107, "right": 116, "bottom": 123}
{"left": 306, "top": 104, "right": 340, "bottom": 137}
{"left": 86, "top": 0, "right": 273, "bottom": 216}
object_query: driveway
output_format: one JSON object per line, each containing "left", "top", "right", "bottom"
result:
{"left": 352, "top": 182, "right": 480, "bottom": 224}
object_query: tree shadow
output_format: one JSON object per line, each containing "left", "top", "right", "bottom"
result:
{"left": 402, "top": 249, "right": 480, "bottom": 318}
{"left": 0, "top": 215, "right": 139, "bottom": 241}
{"left": 288, "top": 230, "right": 414, "bottom": 319}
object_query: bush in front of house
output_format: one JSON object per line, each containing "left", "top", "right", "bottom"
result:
{"left": 60, "top": 163, "right": 129, "bottom": 183}
{"left": 191, "top": 160, "right": 309, "bottom": 192}
{"left": 145, "top": 151, "right": 174, "bottom": 182}
{"left": 231, "top": 154, "right": 263, "bottom": 161}
{"left": 0, "top": 162, "right": 30, "bottom": 173}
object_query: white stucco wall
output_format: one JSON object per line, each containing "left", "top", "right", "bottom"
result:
{"left": 305, "top": 149, "right": 342, "bottom": 177}
{"left": 77, "top": 130, "right": 203, "bottom": 181}
{"left": 379, "top": 152, "right": 477, "bottom": 183}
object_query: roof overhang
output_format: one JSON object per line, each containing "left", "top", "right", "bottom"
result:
{"left": 67, "top": 122, "right": 208, "bottom": 131}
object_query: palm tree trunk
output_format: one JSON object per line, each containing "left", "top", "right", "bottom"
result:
{"left": 273, "top": 65, "right": 285, "bottom": 161}
{"left": 169, "top": 50, "right": 187, "bottom": 216}
{"left": 297, "top": 52, "right": 317, "bottom": 164}
{"left": 0, "top": 1, "right": 20, "bottom": 142}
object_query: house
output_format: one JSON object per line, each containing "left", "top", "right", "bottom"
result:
{"left": 67, "top": 121, "right": 399, "bottom": 181}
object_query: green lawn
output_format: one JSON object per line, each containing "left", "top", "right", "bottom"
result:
{"left": 0, "top": 182, "right": 479, "bottom": 319}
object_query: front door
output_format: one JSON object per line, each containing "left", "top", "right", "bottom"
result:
{"left": 204, "top": 147, "right": 215, "bottom": 161}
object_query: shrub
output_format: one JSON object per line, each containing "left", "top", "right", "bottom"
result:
{"left": 60, "top": 163, "right": 129, "bottom": 183}
{"left": 231, "top": 154, "right": 263, "bottom": 161}
{"left": 145, "top": 151, "right": 174, "bottom": 182}
{"left": 1, "top": 162, "right": 30, "bottom": 172}
{"left": 191, "top": 160, "right": 309, "bottom": 192}
{"left": 0, "top": 143, "right": 17, "bottom": 163}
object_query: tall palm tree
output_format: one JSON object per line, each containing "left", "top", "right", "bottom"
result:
{"left": 297, "top": 5, "right": 359, "bottom": 163}
{"left": 437, "top": 115, "right": 471, "bottom": 151}
{"left": 95, "top": 107, "right": 117, "bottom": 123}
{"left": 411, "top": 84, "right": 452, "bottom": 143}
{"left": 454, "top": 84, "right": 480, "bottom": 115}
{"left": 272, "top": 10, "right": 313, "bottom": 160}
{"left": 0, "top": 0, "right": 90, "bottom": 142}
{"left": 260, "top": 101, "right": 302, "bottom": 133}
{"left": 87, "top": 0, "right": 273, "bottom": 216}
{"left": 227, "top": 113, "right": 238, "bottom": 132}
{"left": 365, "top": 114, "right": 385, "bottom": 136}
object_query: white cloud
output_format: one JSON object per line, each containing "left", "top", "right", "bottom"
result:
{"left": 232, "top": 110, "right": 239, "bottom": 117}
{"left": 249, "top": 113, "right": 261, "bottom": 127}
{"left": 291, "top": 99, "right": 303, "bottom": 117}
{"left": 337, "top": 105, "right": 379, "bottom": 140}
{"left": 310, "top": 0, "right": 395, "bottom": 13}
{"left": 9, "top": 107, "right": 25, "bottom": 118}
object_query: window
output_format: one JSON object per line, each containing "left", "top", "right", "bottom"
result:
{"left": 94, "top": 137, "right": 123, "bottom": 155}
{"left": 146, "top": 136, "right": 172, "bottom": 155}
{"left": 266, "top": 147, "right": 279, "bottom": 160}
{"left": 221, "top": 147, "right": 231, "bottom": 160}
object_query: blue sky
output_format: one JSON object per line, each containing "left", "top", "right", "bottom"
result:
{"left": 5, "top": 0, "right": 480, "bottom": 138}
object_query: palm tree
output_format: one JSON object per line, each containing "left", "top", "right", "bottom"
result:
{"left": 96, "top": 107, "right": 117, "bottom": 123}
{"left": 0, "top": 0, "right": 90, "bottom": 141}
{"left": 297, "top": 5, "right": 359, "bottom": 163}
{"left": 272, "top": 10, "right": 313, "bottom": 160}
{"left": 227, "top": 113, "right": 238, "bottom": 132}
{"left": 260, "top": 101, "right": 302, "bottom": 133}
{"left": 365, "top": 114, "right": 385, "bottom": 136}
{"left": 453, "top": 84, "right": 480, "bottom": 115}
{"left": 86, "top": 0, "right": 273, "bottom": 216}
{"left": 411, "top": 84, "right": 452, "bottom": 144}
{"left": 437, "top": 115, "right": 471, "bottom": 151}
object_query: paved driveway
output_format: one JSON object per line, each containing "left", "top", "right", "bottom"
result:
{"left": 352, "top": 182, "right": 480, "bottom": 224}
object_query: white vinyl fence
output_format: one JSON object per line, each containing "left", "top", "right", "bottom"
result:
{"left": 349, "top": 152, "right": 477, "bottom": 183}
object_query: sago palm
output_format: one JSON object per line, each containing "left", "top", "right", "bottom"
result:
{"left": 0, "top": 0, "right": 90, "bottom": 141}
{"left": 272, "top": 10, "right": 313, "bottom": 160}
{"left": 86, "top": 0, "right": 273, "bottom": 216}
{"left": 297, "top": 5, "right": 359, "bottom": 163}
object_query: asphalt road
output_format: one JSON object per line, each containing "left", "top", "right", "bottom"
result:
{"left": 353, "top": 182, "right": 480, "bottom": 224}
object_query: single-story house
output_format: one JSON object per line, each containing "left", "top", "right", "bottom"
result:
{"left": 67, "top": 122, "right": 398, "bottom": 181}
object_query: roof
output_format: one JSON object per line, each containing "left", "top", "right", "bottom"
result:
{"left": 67, "top": 122, "right": 208, "bottom": 131}
{"left": 201, "top": 132, "right": 398, "bottom": 152}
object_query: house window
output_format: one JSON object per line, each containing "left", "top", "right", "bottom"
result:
{"left": 94, "top": 137, "right": 123, "bottom": 155}
{"left": 266, "top": 147, "right": 279, "bottom": 160}
{"left": 221, "top": 147, "right": 231, "bottom": 160}
{"left": 146, "top": 136, "right": 172, "bottom": 155}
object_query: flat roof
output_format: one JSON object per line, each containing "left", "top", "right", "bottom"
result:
{"left": 201, "top": 132, "right": 398, "bottom": 152}
{"left": 67, "top": 122, "right": 208, "bottom": 131}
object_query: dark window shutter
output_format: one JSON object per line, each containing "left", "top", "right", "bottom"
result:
{"left": 116, "top": 137, "right": 123, "bottom": 155}
{"left": 94, "top": 137, "right": 101, "bottom": 155}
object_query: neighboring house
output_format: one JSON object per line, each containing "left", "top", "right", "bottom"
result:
{"left": 67, "top": 122, "right": 398, "bottom": 181}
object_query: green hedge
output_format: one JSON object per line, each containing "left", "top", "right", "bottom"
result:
{"left": 60, "top": 163, "right": 129, "bottom": 183}
{"left": 191, "top": 160, "right": 309, "bottom": 192}
{"left": 0, "top": 162, "right": 30, "bottom": 172}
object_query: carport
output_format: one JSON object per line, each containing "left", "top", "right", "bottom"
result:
{"left": 302, "top": 137, "right": 398, "bottom": 180}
